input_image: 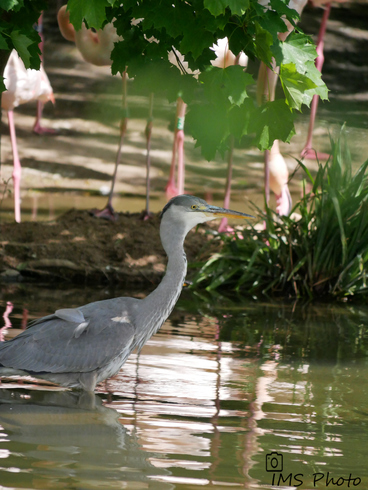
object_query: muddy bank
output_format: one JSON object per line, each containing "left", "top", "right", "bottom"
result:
{"left": 0, "top": 210, "right": 220, "bottom": 286}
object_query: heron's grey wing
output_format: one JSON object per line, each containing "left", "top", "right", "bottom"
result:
{"left": 0, "top": 306, "right": 136, "bottom": 374}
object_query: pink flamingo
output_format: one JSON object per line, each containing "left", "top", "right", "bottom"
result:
{"left": 167, "top": 40, "right": 248, "bottom": 232}
{"left": 2, "top": 49, "right": 54, "bottom": 223}
{"left": 300, "top": 1, "right": 345, "bottom": 160}
{"left": 58, "top": 5, "right": 124, "bottom": 220}
{"left": 257, "top": 0, "right": 346, "bottom": 216}
{"left": 256, "top": 0, "right": 309, "bottom": 217}
{"left": 210, "top": 39, "right": 248, "bottom": 232}
{"left": 58, "top": 6, "right": 157, "bottom": 220}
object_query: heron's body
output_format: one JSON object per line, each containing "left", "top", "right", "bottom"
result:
{"left": 0, "top": 196, "right": 252, "bottom": 391}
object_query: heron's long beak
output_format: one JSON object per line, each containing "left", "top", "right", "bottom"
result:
{"left": 202, "top": 205, "right": 254, "bottom": 220}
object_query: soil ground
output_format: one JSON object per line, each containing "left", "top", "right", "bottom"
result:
{"left": 1, "top": 1, "right": 368, "bottom": 286}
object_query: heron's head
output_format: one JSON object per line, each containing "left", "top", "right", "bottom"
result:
{"left": 161, "top": 195, "right": 253, "bottom": 243}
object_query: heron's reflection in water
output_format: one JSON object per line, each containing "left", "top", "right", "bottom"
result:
{"left": 0, "top": 389, "right": 171, "bottom": 489}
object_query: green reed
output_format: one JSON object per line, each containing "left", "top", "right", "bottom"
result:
{"left": 192, "top": 130, "right": 368, "bottom": 299}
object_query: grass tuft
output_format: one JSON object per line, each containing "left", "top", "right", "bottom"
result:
{"left": 191, "top": 129, "right": 368, "bottom": 299}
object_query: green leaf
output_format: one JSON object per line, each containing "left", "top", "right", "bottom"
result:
{"left": 276, "top": 33, "right": 316, "bottom": 74}
{"left": 254, "top": 22, "right": 273, "bottom": 65}
{"left": 279, "top": 63, "right": 317, "bottom": 110}
{"left": 250, "top": 100, "right": 295, "bottom": 150}
{"left": 67, "top": 0, "right": 110, "bottom": 30}
{"left": 303, "top": 60, "right": 329, "bottom": 101}
{"left": 199, "top": 65, "right": 254, "bottom": 106}
{"left": 186, "top": 103, "right": 229, "bottom": 161}
{"left": 0, "top": 0, "right": 21, "bottom": 10}
{"left": 228, "top": 98, "right": 255, "bottom": 139}
{"left": 204, "top": 0, "right": 249, "bottom": 16}
{"left": 10, "top": 30, "right": 33, "bottom": 68}
{"left": 0, "top": 77, "right": 6, "bottom": 92}
{"left": 180, "top": 26, "right": 214, "bottom": 60}
{"left": 270, "top": 0, "right": 301, "bottom": 23}
{"left": 0, "top": 31, "right": 9, "bottom": 50}
{"left": 259, "top": 10, "right": 291, "bottom": 39}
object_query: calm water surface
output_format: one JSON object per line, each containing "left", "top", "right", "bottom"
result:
{"left": 0, "top": 286, "right": 367, "bottom": 489}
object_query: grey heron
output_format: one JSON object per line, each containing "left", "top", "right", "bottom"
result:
{"left": 0, "top": 195, "right": 252, "bottom": 392}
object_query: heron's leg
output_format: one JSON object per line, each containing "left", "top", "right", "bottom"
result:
{"left": 142, "top": 92, "right": 154, "bottom": 220}
{"left": 301, "top": 3, "right": 331, "bottom": 160}
{"left": 8, "top": 111, "right": 21, "bottom": 223}
{"left": 79, "top": 371, "right": 98, "bottom": 392}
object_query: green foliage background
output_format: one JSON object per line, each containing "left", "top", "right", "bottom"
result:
{"left": 0, "top": 0, "right": 328, "bottom": 160}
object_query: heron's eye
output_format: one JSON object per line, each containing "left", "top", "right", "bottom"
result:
{"left": 191, "top": 204, "right": 198, "bottom": 210}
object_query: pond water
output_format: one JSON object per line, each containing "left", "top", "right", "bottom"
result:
{"left": 0, "top": 285, "right": 368, "bottom": 489}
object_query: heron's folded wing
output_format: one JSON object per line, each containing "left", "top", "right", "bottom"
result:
{"left": 0, "top": 311, "right": 135, "bottom": 374}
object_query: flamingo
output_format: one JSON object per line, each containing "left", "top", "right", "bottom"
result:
{"left": 257, "top": 0, "right": 346, "bottom": 216}
{"left": 167, "top": 40, "right": 248, "bottom": 232}
{"left": 58, "top": 6, "right": 159, "bottom": 220}
{"left": 57, "top": 5, "right": 125, "bottom": 220}
{"left": 210, "top": 39, "right": 248, "bottom": 232}
{"left": 1, "top": 49, "right": 54, "bottom": 223}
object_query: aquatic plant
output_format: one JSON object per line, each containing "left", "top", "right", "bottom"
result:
{"left": 191, "top": 131, "right": 368, "bottom": 299}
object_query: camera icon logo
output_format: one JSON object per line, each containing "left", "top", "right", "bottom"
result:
{"left": 266, "top": 452, "right": 283, "bottom": 472}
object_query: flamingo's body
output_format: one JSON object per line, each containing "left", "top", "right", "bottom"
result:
{"left": 2, "top": 50, "right": 54, "bottom": 223}
{"left": 58, "top": 6, "right": 120, "bottom": 65}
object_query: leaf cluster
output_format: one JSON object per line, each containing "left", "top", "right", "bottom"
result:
{"left": 191, "top": 129, "right": 368, "bottom": 300}
{"left": 64, "top": 0, "right": 328, "bottom": 160}
{"left": 0, "top": 0, "right": 47, "bottom": 88}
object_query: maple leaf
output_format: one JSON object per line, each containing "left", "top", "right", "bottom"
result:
{"left": 250, "top": 100, "right": 296, "bottom": 150}
{"left": 67, "top": 0, "right": 110, "bottom": 30}
{"left": 200, "top": 66, "right": 254, "bottom": 107}
{"left": 10, "top": 31, "right": 34, "bottom": 68}
{"left": 204, "top": 0, "right": 249, "bottom": 16}
{"left": 276, "top": 32, "right": 317, "bottom": 75}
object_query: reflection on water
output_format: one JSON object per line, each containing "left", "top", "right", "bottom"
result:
{"left": 0, "top": 286, "right": 368, "bottom": 488}
{"left": 0, "top": 389, "right": 169, "bottom": 490}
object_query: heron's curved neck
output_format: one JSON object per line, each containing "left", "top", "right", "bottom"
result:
{"left": 137, "top": 226, "right": 187, "bottom": 344}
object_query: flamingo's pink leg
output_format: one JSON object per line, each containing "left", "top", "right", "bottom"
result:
{"left": 301, "top": 3, "right": 331, "bottom": 160}
{"left": 33, "top": 13, "right": 56, "bottom": 136}
{"left": 91, "top": 71, "right": 128, "bottom": 220}
{"left": 218, "top": 136, "right": 235, "bottom": 233}
{"left": 1, "top": 301, "right": 13, "bottom": 342}
{"left": 166, "top": 97, "right": 186, "bottom": 197}
{"left": 2, "top": 302, "right": 13, "bottom": 329}
{"left": 8, "top": 111, "right": 21, "bottom": 223}
{"left": 33, "top": 101, "right": 57, "bottom": 135}
{"left": 142, "top": 92, "right": 154, "bottom": 220}
{"left": 165, "top": 137, "right": 178, "bottom": 198}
